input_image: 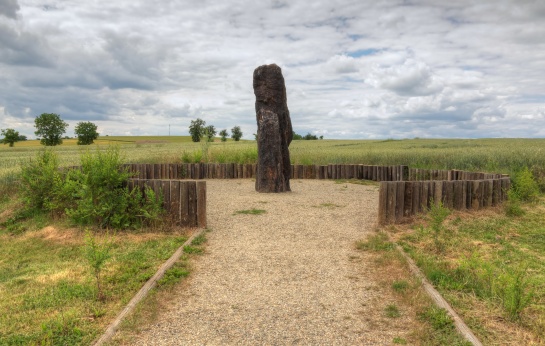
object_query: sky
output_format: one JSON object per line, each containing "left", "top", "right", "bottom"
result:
{"left": 1, "top": 0, "right": 545, "bottom": 140}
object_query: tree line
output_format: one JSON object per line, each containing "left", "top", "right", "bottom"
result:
{"left": 189, "top": 118, "right": 243, "bottom": 142}
{"left": 1, "top": 113, "right": 98, "bottom": 147}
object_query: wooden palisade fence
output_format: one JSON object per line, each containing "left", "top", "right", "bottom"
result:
{"left": 66, "top": 163, "right": 510, "bottom": 227}
{"left": 120, "top": 163, "right": 409, "bottom": 181}
{"left": 378, "top": 175, "right": 510, "bottom": 225}
{"left": 127, "top": 179, "right": 206, "bottom": 228}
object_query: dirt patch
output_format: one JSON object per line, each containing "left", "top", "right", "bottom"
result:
{"left": 22, "top": 226, "right": 83, "bottom": 245}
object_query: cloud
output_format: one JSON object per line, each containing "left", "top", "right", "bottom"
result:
{"left": 367, "top": 59, "right": 444, "bottom": 96}
{"left": 0, "top": 1, "right": 544, "bottom": 139}
{"left": 0, "top": 0, "right": 19, "bottom": 19}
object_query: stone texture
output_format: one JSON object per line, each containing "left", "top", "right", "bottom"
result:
{"left": 253, "top": 64, "right": 293, "bottom": 193}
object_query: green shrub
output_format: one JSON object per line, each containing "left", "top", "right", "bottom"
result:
{"left": 67, "top": 147, "right": 163, "bottom": 229}
{"left": 20, "top": 146, "right": 164, "bottom": 230}
{"left": 20, "top": 149, "right": 61, "bottom": 210}
{"left": 428, "top": 201, "right": 450, "bottom": 252}
{"left": 505, "top": 189, "right": 525, "bottom": 217}
{"left": 512, "top": 167, "right": 540, "bottom": 202}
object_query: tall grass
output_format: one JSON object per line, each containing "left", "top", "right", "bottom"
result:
{"left": 2, "top": 138, "right": 545, "bottom": 187}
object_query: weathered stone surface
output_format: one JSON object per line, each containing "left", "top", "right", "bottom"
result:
{"left": 253, "top": 64, "right": 293, "bottom": 193}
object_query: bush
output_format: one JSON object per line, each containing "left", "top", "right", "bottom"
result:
{"left": 20, "top": 146, "right": 164, "bottom": 229}
{"left": 67, "top": 147, "right": 163, "bottom": 229}
{"left": 20, "top": 149, "right": 62, "bottom": 210}
{"left": 512, "top": 167, "right": 540, "bottom": 202}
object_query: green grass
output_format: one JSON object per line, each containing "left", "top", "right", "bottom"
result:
{"left": 356, "top": 231, "right": 470, "bottom": 345}
{"left": 233, "top": 209, "right": 267, "bottom": 215}
{"left": 385, "top": 304, "right": 401, "bottom": 318}
{"left": 394, "top": 198, "right": 545, "bottom": 344}
{"left": 0, "top": 222, "right": 191, "bottom": 345}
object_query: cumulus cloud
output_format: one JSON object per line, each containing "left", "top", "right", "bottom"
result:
{"left": 0, "top": 0, "right": 19, "bottom": 19}
{"left": 367, "top": 59, "right": 444, "bottom": 96}
{"left": 0, "top": 0, "right": 544, "bottom": 139}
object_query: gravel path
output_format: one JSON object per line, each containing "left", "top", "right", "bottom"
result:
{"left": 130, "top": 179, "right": 413, "bottom": 345}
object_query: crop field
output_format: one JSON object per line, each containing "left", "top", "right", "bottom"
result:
{"left": 1, "top": 136, "right": 545, "bottom": 344}
{"left": 2, "top": 137, "right": 545, "bottom": 182}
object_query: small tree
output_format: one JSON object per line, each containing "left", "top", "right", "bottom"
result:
{"left": 75, "top": 121, "right": 99, "bottom": 145}
{"left": 231, "top": 126, "right": 243, "bottom": 141}
{"left": 1, "top": 128, "right": 20, "bottom": 147}
{"left": 292, "top": 131, "right": 303, "bottom": 140}
{"left": 219, "top": 129, "right": 228, "bottom": 142}
{"left": 34, "top": 113, "right": 68, "bottom": 146}
{"left": 205, "top": 125, "right": 216, "bottom": 142}
{"left": 189, "top": 118, "right": 206, "bottom": 142}
{"left": 304, "top": 132, "right": 318, "bottom": 140}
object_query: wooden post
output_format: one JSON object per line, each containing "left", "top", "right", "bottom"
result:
{"left": 196, "top": 181, "right": 206, "bottom": 228}
{"left": 421, "top": 181, "right": 430, "bottom": 211}
{"left": 378, "top": 182, "right": 388, "bottom": 225}
{"left": 412, "top": 181, "right": 421, "bottom": 214}
{"left": 472, "top": 180, "right": 482, "bottom": 210}
{"left": 170, "top": 181, "right": 181, "bottom": 225}
{"left": 434, "top": 181, "right": 443, "bottom": 206}
{"left": 154, "top": 164, "right": 161, "bottom": 180}
{"left": 387, "top": 182, "right": 397, "bottom": 223}
{"left": 453, "top": 181, "right": 464, "bottom": 210}
{"left": 395, "top": 181, "right": 405, "bottom": 221}
{"left": 187, "top": 181, "right": 197, "bottom": 226}
{"left": 180, "top": 182, "right": 189, "bottom": 225}
{"left": 404, "top": 181, "right": 413, "bottom": 217}
{"left": 492, "top": 179, "right": 500, "bottom": 206}
{"left": 483, "top": 180, "right": 493, "bottom": 207}
{"left": 443, "top": 181, "right": 454, "bottom": 209}
{"left": 402, "top": 166, "right": 409, "bottom": 181}
{"left": 161, "top": 180, "right": 170, "bottom": 210}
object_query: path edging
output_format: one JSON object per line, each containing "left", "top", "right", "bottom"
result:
{"left": 394, "top": 244, "right": 483, "bottom": 346}
{"left": 93, "top": 228, "right": 207, "bottom": 346}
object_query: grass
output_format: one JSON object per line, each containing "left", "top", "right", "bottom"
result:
{"left": 356, "top": 231, "right": 473, "bottom": 345}
{"left": 233, "top": 209, "right": 266, "bottom": 215}
{"left": 0, "top": 203, "right": 201, "bottom": 345}
{"left": 387, "top": 198, "right": 545, "bottom": 344}
{"left": 3, "top": 136, "right": 545, "bottom": 344}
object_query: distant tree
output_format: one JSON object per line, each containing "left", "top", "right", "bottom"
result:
{"left": 205, "top": 125, "right": 217, "bottom": 142}
{"left": 1, "top": 128, "right": 20, "bottom": 147}
{"left": 18, "top": 134, "right": 28, "bottom": 141}
{"left": 34, "top": 113, "right": 68, "bottom": 146}
{"left": 231, "top": 126, "right": 243, "bottom": 141}
{"left": 304, "top": 132, "right": 318, "bottom": 140}
{"left": 189, "top": 118, "right": 206, "bottom": 142}
{"left": 219, "top": 129, "right": 228, "bottom": 142}
{"left": 253, "top": 133, "right": 258, "bottom": 141}
{"left": 319, "top": 135, "right": 323, "bottom": 140}
{"left": 75, "top": 121, "right": 99, "bottom": 145}
{"left": 292, "top": 131, "right": 303, "bottom": 140}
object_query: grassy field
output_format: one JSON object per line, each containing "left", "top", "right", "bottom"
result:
{"left": 3, "top": 137, "right": 545, "bottom": 180}
{"left": 1, "top": 137, "right": 544, "bottom": 344}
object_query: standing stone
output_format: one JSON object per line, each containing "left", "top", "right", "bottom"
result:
{"left": 253, "top": 64, "right": 293, "bottom": 193}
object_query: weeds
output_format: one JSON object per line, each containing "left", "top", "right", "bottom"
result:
{"left": 233, "top": 209, "right": 266, "bottom": 215}
{"left": 385, "top": 304, "right": 401, "bottom": 318}
{"left": 84, "top": 230, "right": 112, "bottom": 301}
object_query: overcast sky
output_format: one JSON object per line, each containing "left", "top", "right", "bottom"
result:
{"left": 1, "top": 0, "right": 544, "bottom": 139}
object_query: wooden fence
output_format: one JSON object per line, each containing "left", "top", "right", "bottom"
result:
{"left": 408, "top": 168, "right": 507, "bottom": 181}
{"left": 128, "top": 179, "right": 206, "bottom": 228}
{"left": 66, "top": 163, "right": 510, "bottom": 226}
{"left": 378, "top": 178, "right": 511, "bottom": 225}
{"left": 120, "top": 163, "right": 409, "bottom": 181}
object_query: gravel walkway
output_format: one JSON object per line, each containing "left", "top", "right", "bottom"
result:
{"left": 130, "top": 179, "right": 413, "bottom": 345}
